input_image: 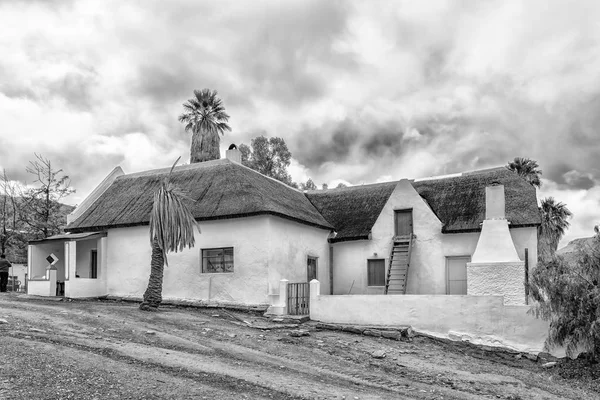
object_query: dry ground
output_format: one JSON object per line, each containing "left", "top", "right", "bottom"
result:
{"left": 0, "top": 293, "right": 596, "bottom": 399}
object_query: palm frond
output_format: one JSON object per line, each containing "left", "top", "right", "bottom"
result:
{"left": 149, "top": 157, "right": 199, "bottom": 266}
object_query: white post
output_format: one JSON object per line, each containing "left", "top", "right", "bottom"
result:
{"left": 309, "top": 279, "right": 320, "bottom": 317}
{"left": 48, "top": 267, "right": 57, "bottom": 296}
{"left": 279, "top": 279, "right": 289, "bottom": 310}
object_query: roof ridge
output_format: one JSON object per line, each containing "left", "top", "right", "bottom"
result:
{"left": 305, "top": 180, "right": 398, "bottom": 193}
{"left": 118, "top": 159, "right": 230, "bottom": 179}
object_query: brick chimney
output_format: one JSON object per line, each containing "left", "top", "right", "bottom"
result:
{"left": 225, "top": 144, "right": 241, "bottom": 164}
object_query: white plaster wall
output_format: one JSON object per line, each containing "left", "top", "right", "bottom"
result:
{"left": 310, "top": 291, "right": 553, "bottom": 354}
{"left": 332, "top": 180, "right": 445, "bottom": 295}
{"left": 106, "top": 216, "right": 274, "bottom": 305}
{"left": 29, "top": 242, "right": 65, "bottom": 281}
{"left": 27, "top": 280, "right": 52, "bottom": 296}
{"left": 266, "top": 216, "right": 330, "bottom": 294}
{"left": 467, "top": 262, "right": 526, "bottom": 305}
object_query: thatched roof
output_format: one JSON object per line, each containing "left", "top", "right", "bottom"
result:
{"left": 412, "top": 167, "right": 541, "bottom": 233}
{"left": 306, "top": 167, "right": 541, "bottom": 242}
{"left": 66, "top": 159, "right": 332, "bottom": 233}
{"left": 305, "top": 182, "right": 397, "bottom": 243}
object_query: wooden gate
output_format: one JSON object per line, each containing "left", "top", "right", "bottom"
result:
{"left": 287, "top": 282, "right": 310, "bottom": 315}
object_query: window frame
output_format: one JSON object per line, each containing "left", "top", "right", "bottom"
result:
{"left": 367, "top": 258, "right": 386, "bottom": 287}
{"left": 307, "top": 255, "right": 318, "bottom": 282}
{"left": 445, "top": 255, "right": 471, "bottom": 295}
{"left": 201, "top": 247, "right": 234, "bottom": 274}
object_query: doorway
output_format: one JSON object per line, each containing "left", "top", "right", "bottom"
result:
{"left": 394, "top": 209, "right": 413, "bottom": 237}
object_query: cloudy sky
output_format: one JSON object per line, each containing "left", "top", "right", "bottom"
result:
{"left": 1, "top": 0, "right": 599, "bottom": 246}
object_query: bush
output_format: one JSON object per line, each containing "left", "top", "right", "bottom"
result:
{"left": 529, "top": 233, "right": 600, "bottom": 360}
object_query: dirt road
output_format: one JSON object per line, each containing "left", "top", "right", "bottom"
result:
{"left": 0, "top": 293, "right": 595, "bottom": 399}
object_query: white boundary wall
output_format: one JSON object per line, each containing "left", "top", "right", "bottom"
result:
{"left": 309, "top": 280, "right": 557, "bottom": 355}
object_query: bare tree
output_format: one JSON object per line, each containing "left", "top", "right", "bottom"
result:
{"left": 0, "top": 170, "right": 21, "bottom": 256}
{"left": 20, "top": 154, "right": 75, "bottom": 239}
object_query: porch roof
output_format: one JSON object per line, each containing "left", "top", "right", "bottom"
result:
{"left": 29, "top": 231, "right": 107, "bottom": 245}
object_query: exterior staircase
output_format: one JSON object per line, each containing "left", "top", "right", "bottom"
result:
{"left": 384, "top": 235, "right": 414, "bottom": 295}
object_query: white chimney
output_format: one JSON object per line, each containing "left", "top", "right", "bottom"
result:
{"left": 225, "top": 144, "right": 242, "bottom": 164}
{"left": 471, "top": 184, "right": 521, "bottom": 263}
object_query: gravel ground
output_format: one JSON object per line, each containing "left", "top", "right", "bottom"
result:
{"left": 0, "top": 293, "right": 597, "bottom": 399}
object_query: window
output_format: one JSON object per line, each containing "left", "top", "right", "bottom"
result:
{"left": 367, "top": 259, "right": 386, "bottom": 286}
{"left": 307, "top": 256, "right": 318, "bottom": 281}
{"left": 202, "top": 247, "right": 234, "bottom": 273}
{"left": 446, "top": 256, "right": 470, "bottom": 294}
{"left": 90, "top": 250, "right": 98, "bottom": 279}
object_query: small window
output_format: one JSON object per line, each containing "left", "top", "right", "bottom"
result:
{"left": 307, "top": 256, "right": 318, "bottom": 281}
{"left": 202, "top": 247, "right": 234, "bottom": 273}
{"left": 446, "top": 256, "right": 469, "bottom": 294}
{"left": 367, "top": 259, "right": 386, "bottom": 286}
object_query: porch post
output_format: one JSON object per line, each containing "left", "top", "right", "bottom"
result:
{"left": 279, "top": 279, "right": 289, "bottom": 313}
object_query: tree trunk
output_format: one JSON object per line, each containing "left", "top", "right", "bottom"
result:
{"left": 190, "top": 129, "right": 221, "bottom": 163}
{"left": 140, "top": 239, "right": 165, "bottom": 311}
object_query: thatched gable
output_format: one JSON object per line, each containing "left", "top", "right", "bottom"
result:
{"left": 412, "top": 167, "right": 541, "bottom": 233}
{"left": 65, "top": 159, "right": 332, "bottom": 233}
{"left": 305, "top": 182, "right": 397, "bottom": 243}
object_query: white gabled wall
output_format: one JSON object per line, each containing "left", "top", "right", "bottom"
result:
{"left": 332, "top": 180, "right": 446, "bottom": 295}
{"left": 266, "top": 216, "right": 330, "bottom": 294}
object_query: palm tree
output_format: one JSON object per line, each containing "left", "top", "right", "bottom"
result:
{"left": 140, "top": 158, "right": 199, "bottom": 311}
{"left": 178, "top": 89, "right": 232, "bottom": 163}
{"left": 538, "top": 197, "right": 572, "bottom": 262}
{"left": 506, "top": 157, "right": 543, "bottom": 188}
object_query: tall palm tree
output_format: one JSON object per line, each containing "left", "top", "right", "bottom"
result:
{"left": 140, "top": 158, "right": 199, "bottom": 311}
{"left": 538, "top": 197, "right": 572, "bottom": 262}
{"left": 178, "top": 89, "right": 232, "bottom": 163}
{"left": 506, "top": 157, "right": 543, "bottom": 188}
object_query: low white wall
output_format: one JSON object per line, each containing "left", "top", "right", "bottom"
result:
{"left": 309, "top": 281, "right": 553, "bottom": 355}
{"left": 27, "top": 279, "right": 52, "bottom": 297}
{"left": 467, "top": 262, "right": 526, "bottom": 305}
{"left": 66, "top": 278, "right": 106, "bottom": 298}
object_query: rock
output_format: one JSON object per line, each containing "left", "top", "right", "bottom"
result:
{"left": 381, "top": 331, "right": 402, "bottom": 340}
{"left": 316, "top": 323, "right": 341, "bottom": 331}
{"left": 0, "top": 318, "right": 8, "bottom": 324}
{"left": 342, "top": 326, "right": 363, "bottom": 334}
{"left": 211, "top": 314, "right": 220, "bottom": 318}
{"left": 29, "top": 328, "right": 46, "bottom": 333}
{"left": 514, "top": 354, "right": 522, "bottom": 359}
{"left": 372, "top": 350, "right": 386, "bottom": 359}
{"left": 145, "top": 331, "right": 156, "bottom": 335}
{"left": 271, "top": 318, "right": 284, "bottom": 323}
{"left": 289, "top": 330, "right": 310, "bottom": 337}
{"left": 228, "top": 333, "right": 236, "bottom": 338}
{"left": 363, "top": 329, "right": 382, "bottom": 337}
{"left": 538, "top": 352, "right": 558, "bottom": 363}
{"left": 524, "top": 353, "right": 539, "bottom": 362}
{"left": 542, "top": 362, "right": 557, "bottom": 368}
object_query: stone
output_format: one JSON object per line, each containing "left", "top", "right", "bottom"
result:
{"left": 145, "top": 331, "right": 156, "bottom": 335}
{"left": 271, "top": 318, "right": 284, "bottom": 323}
{"left": 381, "top": 331, "right": 402, "bottom": 340}
{"left": 316, "top": 323, "right": 341, "bottom": 331}
{"left": 371, "top": 350, "right": 386, "bottom": 359}
{"left": 211, "top": 314, "right": 220, "bottom": 318}
{"left": 363, "top": 329, "right": 382, "bottom": 337}
{"left": 29, "top": 328, "right": 46, "bottom": 333}
{"left": 538, "top": 352, "right": 558, "bottom": 363}
{"left": 289, "top": 330, "right": 310, "bottom": 337}
{"left": 524, "top": 353, "right": 538, "bottom": 362}
{"left": 542, "top": 361, "right": 557, "bottom": 368}
{"left": 0, "top": 318, "right": 8, "bottom": 324}
{"left": 228, "top": 333, "right": 236, "bottom": 338}
{"left": 342, "top": 326, "right": 363, "bottom": 334}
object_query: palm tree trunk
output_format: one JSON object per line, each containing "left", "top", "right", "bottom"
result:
{"left": 140, "top": 238, "right": 165, "bottom": 311}
{"left": 190, "top": 129, "right": 221, "bottom": 163}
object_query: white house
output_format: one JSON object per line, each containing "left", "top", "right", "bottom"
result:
{"left": 27, "top": 146, "right": 540, "bottom": 310}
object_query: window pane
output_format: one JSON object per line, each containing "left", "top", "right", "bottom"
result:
{"left": 368, "top": 259, "right": 385, "bottom": 286}
{"left": 202, "top": 248, "right": 234, "bottom": 273}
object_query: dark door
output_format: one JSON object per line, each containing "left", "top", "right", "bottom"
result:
{"left": 394, "top": 210, "right": 413, "bottom": 237}
{"left": 91, "top": 250, "right": 98, "bottom": 279}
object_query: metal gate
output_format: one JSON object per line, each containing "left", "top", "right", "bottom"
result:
{"left": 287, "top": 282, "right": 310, "bottom": 315}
